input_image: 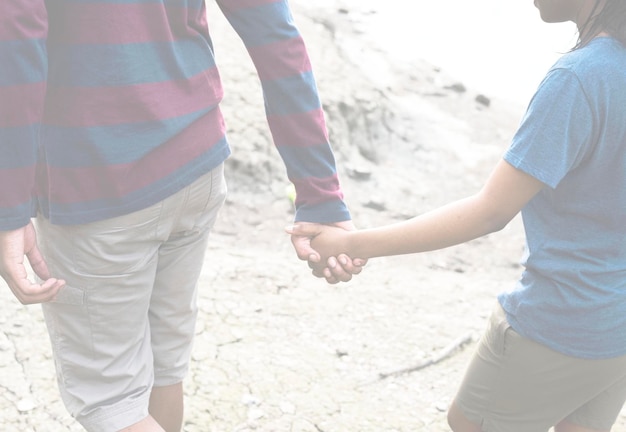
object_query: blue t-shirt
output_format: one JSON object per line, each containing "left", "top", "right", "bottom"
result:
{"left": 498, "top": 37, "right": 626, "bottom": 359}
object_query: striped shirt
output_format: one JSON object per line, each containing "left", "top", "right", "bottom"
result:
{"left": 0, "top": 0, "right": 350, "bottom": 231}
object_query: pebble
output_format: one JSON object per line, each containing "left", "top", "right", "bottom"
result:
{"left": 435, "top": 402, "right": 449, "bottom": 413}
{"left": 16, "top": 399, "right": 36, "bottom": 413}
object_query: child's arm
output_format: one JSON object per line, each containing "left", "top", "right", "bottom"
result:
{"left": 290, "top": 159, "right": 544, "bottom": 261}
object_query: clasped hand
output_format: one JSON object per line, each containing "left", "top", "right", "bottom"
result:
{"left": 287, "top": 220, "right": 363, "bottom": 284}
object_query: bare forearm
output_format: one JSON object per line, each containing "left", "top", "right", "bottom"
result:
{"left": 346, "top": 194, "right": 508, "bottom": 259}
{"left": 304, "top": 160, "right": 543, "bottom": 263}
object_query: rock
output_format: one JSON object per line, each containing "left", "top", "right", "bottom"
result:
{"left": 445, "top": 82, "right": 467, "bottom": 93}
{"left": 435, "top": 401, "right": 449, "bottom": 412}
{"left": 16, "top": 399, "right": 36, "bottom": 413}
{"left": 346, "top": 165, "right": 373, "bottom": 181}
{"left": 363, "top": 199, "right": 387, "bottom": 211}
{"left": 475, "top": 94, "right": 491, "bottom": 107}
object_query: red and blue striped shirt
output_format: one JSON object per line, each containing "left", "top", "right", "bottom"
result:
{"left": 0, "top": 0, "right": 350, "bottom": 230}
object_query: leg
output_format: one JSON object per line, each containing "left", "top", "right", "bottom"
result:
{"left": 118, "top": 416, "right": 166, "bottom": 432}
{"left": 38, "top": 207, "right": 164, "bottom": 432}
{"left": 554, "top": 420, "right": 607, "bottom": 432}
{"left": 148, "top": 166, "right": 226, "bottom": 430}
{"left": 448, "top": 400, "right": 482, "bottom": 432}
{"left": 149, "top": 383, "right": 184, "bottom": 432}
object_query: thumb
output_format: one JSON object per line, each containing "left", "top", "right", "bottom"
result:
{"left": 285, "top": 223, "right": 320, "bottom": 237}
{"left": 286, "top": 223, "right": 322, "bottom": 263}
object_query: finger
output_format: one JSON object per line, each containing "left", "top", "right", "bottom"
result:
{"left": 25, "top": 244, "right": 51, "bottom": 280}
{"left": 311, "top": 268, "right": 326, "bottom": 279}
{"left": 325, "top": 276, "right": 340, "bottom": 285}
{"left": 353, "top": 258, "right": 368, "bottom": 267}
{"left": 306, "top": 250, "right": 321, "bottom": 264}
{"left": 309, "top": 261, "right": 326, "bottom": 278}
{"left": 291, "top": 234, "right": 321, "bottom": 262}
{"left": 331, "top": 271, "right": 352, "bottom": 283}
{"left": 308, "top": 259, "right": 324, "bottom": 271}
{"left": 37, "top": 279, "right": 65, "bottom": 303}
{"left": 336, "top": 254, "right": 363, "bottom": 275}
{"left": 324, "top": 257, "right": 353, "bottom": 283}
{"left": 10, "top": 278, "right": 64, "bottom": 305}
{"left": 322, "top": 269, "right": 339, "bottom": 285}
{"left": 322, "top": 267, "right": 345, "bottom": 285}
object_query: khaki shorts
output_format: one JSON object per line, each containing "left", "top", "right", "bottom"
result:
{"left": 454, "top": 302, "right": 626, "bottom": 432}
{"left": 38, "top": 165, "right": 226, "bottom": 432}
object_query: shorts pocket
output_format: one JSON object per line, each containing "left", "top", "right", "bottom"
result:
{"left": 494, "top": 316, "right": 513, "bottom": 357}
{"left": 69, "top": 204, "right": 162, "bottom": 276}
{"left": 482, "top": 303, "right": 513, "bottom": 357}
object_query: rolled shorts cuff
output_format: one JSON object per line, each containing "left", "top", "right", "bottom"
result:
{"left": 153, "top": 370, "right": 188, "bottom": 388}
{"left": 78, "top": 392, "right": 150, "bottom": 432}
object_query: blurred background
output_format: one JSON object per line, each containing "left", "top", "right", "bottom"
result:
{"left": 321, "top": 0, "right": 577, "bottom": 104}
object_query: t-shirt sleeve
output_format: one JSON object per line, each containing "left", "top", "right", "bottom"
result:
{"left": 504, "top": 68, "right": 594, "bottom": 189}
{"left": 215, "top": 0, "right": 350, "bottom": 223}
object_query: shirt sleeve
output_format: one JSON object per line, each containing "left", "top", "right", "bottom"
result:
{"left": 0, "top": 0, "right": 48, "bottom": 230}
{"left": 504, "top": 68, "right": 594, "bottom": 189}
{"left": 215, "top": 0, "right": 351, "bottom": 223}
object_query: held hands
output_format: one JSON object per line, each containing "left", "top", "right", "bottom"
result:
{"left": 287, "top": 220, "right": 364, "bottom": 284}
{"left": 0, "top": 221, "right": 64, "bottom": 304}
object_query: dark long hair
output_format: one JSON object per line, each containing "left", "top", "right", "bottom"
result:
{"left": 576, "top": 0, "right": 626, "bottom": 48}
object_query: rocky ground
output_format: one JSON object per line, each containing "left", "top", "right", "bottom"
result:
{"left": 2, "top": 1, "right": 625, "bottom": 431}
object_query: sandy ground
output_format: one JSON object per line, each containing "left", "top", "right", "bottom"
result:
{"left": 2, "top": 2, "right": 625, "bottom": 431}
